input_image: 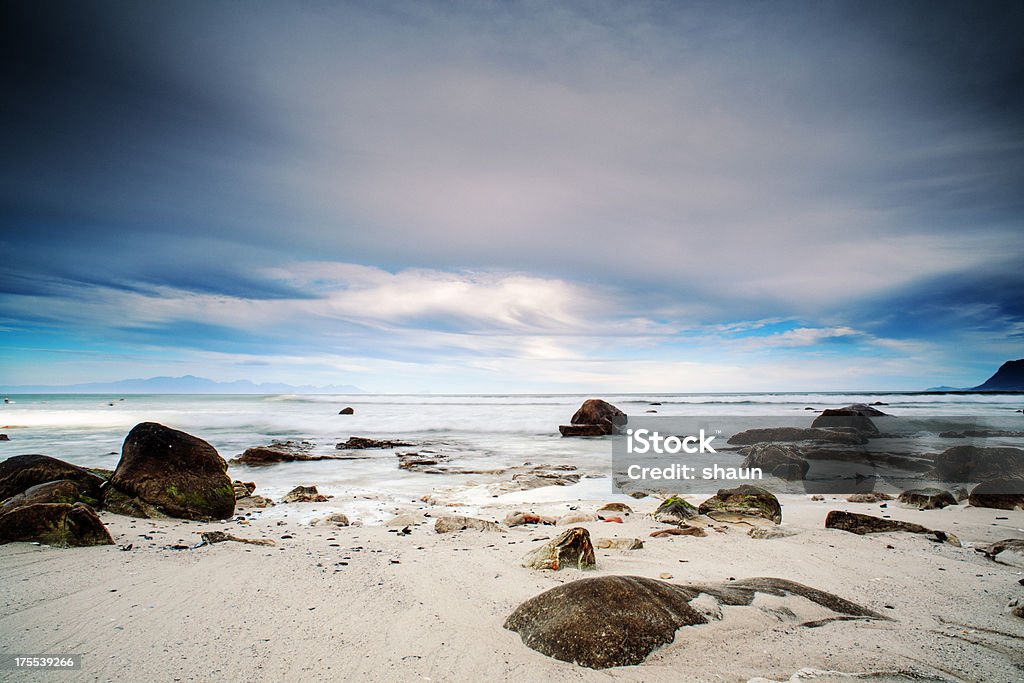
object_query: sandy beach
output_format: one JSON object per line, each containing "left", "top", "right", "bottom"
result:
{"left": 2, "top": 488, "right": 1023, "bottom": 682}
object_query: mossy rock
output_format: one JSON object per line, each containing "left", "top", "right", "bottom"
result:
{"left": 109, "top": 422, "right": 234, "bottom": 520}
{"left": 698, "top": 485, "right": 782, "bottom": 524}
{"left": 0, "top": 454, "right": 105, "bottom": 501}
{"left": 0, "top": 502, "right": 114, "bottom": 547}
{"left": 653, "top": 496, "right": 699, "bottom": 524}
{"left": 2, "top": 480, "right": 100, "bottom": 511}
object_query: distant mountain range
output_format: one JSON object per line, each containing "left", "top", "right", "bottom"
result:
{"left": 927, "top": 358, "right": 1024, "bottom": 392}
{"left": 0, "top": 375, "right": 364, "bottom": 395}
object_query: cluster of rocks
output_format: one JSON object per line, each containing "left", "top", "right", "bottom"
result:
{"left": 0, "top": 422, "right": 236, "bottom": 546}
{"left": 232, "top": 480, "right": 274, "bottom": 508}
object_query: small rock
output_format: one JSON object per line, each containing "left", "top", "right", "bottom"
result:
{"left": 386, "top": 513, "right": 426, "bottom": 527}
{"left": 336, "top": 436, "right": 413, "bottom": 450}
{"left": 846, "top": 492, "right": 894, "bottom": 503}
{"left": 521, "top": 527, "right": 596, "bottom": 570}
{"left": 435, "top": 515, "right": 503, "bottom": 533}
{"left": 594, "top": 537, "right": 643, "bottom": 550}
{"left": 650, "top": 526, "right": 707, "bottom": 538}
{"left": 659, "top": 572, "right": 673, "bottom": 580}
{"left": 747, "top": 527, "right": 797, "bottom": 540}
{"left": 698, "top": 485, "right": 782, "bottom": 524}
{"left": 505, "top": 511, "right": 556, "bottom": 527}
{"left": 338, "top": 407, "right": 355, "bottom": 415}
{"left": 311, "top": 512, "right": 350, "bottom": 527}
{"left": 556, "top": 512, "right": 599, "bottom": 526}
{"left": 652, "top": 496, "right": 699, "bottom": 524}
{"left": 281, "top": 485, "right": 331, "bottom": 503}
{"left": 899, "top": 488, "right": 957, "bottom": 510}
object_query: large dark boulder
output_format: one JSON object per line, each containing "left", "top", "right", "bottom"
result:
{"left": 739, "top": 443, "right": 809, "bottom": 481}
{"left": 0, "top": 454, "right": 105, "bottom": 501}
{"left": 504, "top": 576, "right": 706, "bottom": 668}
{"left": 0, "top": 502, "right": 113, "bottom": 547}
{"left": 727, "top": 427, "right": 868, "bottom": 446}
{"left": 503, "top": 575, "right": 885, "bottom": 669}
{"left": 698, "top": 485, "right": 782, "bottom": 524}
{"left": 1, "top": 479, "right": 100, "bottom": 511}
{"left": 559, "top": 399, "right": 625, "bottom": 437}
{"left": 108, "top": 422, "right": 234, "bottom": 521}
{"left": 933, "top": 446, "right": 1024, "bottom": 482}
{"left": 968, "top": 480, "right": 1024, "bottom": 510}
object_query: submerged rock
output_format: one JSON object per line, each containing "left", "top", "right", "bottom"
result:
{"left": 0, "top": 502, "right": 113, "bottom": 547}
{"left": 281, "top": 485, "right": 331, "bottom": 503}
{"left": 0, "top": 454, "right": 106, "bottom": 502}
{"left": 898, "top": 488, "right": 957, "bottom": 510}
{"left": 653, "top": 496, "right": 700, "bottom": 524}
{"left": 504, "top": 575, "right": 885, "bottom": 669}
{"left": 933, "top": 445, "right": 1024, "bottom": 482}
{"left": 811, "top": 404, "right": 886, "bottom": 433}
{"left": 727, "top": 427, "right": 868, "bottom": 446}
{"left": 336, "top": 436, "right": 413, "bottom": 450}
{"left": 824, "top": 510, "right": 959, "bottom": 545}
{"left": 698, "top": 485, "right": 782, "bottom": 524}
{"left": 230, "top": 444, "right": 340, "bottom": 466}
{"left": 739, "top": 443, "right": 809, "bottom": 481}
{"left": 559, "top": 399, "right": 626, "bottom": 437}
{"left": 521, "top": 527, "right": 597, "bottom": 570}
{"left": 967, "top": 480, "right": 1024, "bottom": 510}
{"left": 108, "top": 423, "right": 234, "bottom": 521}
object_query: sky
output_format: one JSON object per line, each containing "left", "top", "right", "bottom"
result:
{"left": 1, "top": 0, "right": 1022, "bottom": 393}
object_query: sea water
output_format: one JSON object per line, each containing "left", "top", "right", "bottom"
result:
{"left": 1, "top": 392, "right": 1021, "bottom": 521}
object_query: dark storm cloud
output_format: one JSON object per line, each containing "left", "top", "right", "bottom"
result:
{"left": 1, "top": 1, "right": 1022, "bottom": 388}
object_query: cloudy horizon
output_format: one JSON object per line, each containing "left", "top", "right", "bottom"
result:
{"left": 2, "top": 1, "right": 1022, "bottom": 392}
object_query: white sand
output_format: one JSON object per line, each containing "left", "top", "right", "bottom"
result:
{"left": 2, "top": 494, "right": 1023, "bottom": 682}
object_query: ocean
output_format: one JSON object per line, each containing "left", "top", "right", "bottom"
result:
{"left": 2, "top": 392, "right": 1021, "bottom": 521}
